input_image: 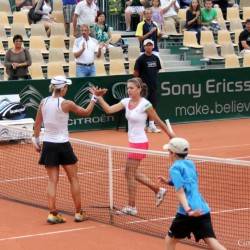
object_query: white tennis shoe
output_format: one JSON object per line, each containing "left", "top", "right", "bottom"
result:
{"left": 148, "top": 126, "right": 161, "bottom": 133}
{"left": 116, "top": 205, "right": 137, "bottom": 215}
{"left": 156, "top": 188, "right": 167, "bottom": 207}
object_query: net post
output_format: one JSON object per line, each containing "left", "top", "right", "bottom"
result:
{"left": 108, "top": 146, "right": 114, "bottom": 225}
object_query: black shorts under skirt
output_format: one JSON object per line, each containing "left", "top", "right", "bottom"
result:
{"left": 39, "top": 141, "right": 78, "bottom": 167}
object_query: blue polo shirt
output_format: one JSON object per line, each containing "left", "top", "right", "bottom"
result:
{"left": 136, "top": 20, "right": 160, "bottom": 52}
{"left": 169, "top": 159, "right": 210, "bottom": 215}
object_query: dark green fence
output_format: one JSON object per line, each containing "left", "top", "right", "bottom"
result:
{"left": 0, "top": 68, "right": 249, "bottom": 132}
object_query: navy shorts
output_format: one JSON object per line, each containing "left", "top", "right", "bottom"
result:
{"left": 39, "top": 141, "right": 78, "bottom": 167}
{"left": 168, "top": 213, "right": 216, "bottom": 242}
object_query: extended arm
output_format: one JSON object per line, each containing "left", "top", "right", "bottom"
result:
{"left": 137, "top": 27, "right": 157, "bottom": 42}
{"left": 162, "top": 0, "right": 178, "bottom": 14}
{"left": 241, "top": 40, "right": 250, "bottom": 50}
{"left": 176, "top": 187, "right": 202, "bottom": 216}
{"left": 145, "top": 107, "right": 176, "bottom": 138}
{"left": 97, "top": 97, "right": 124, "bottom": 114}
{"left": 62, "top": 99, "right": 96, "bottom": 116}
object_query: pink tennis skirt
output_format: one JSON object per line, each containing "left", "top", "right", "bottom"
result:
{"left": 127, "top": 142, "right": 149, "bottom": 160}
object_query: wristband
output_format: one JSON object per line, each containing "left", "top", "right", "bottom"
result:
{"left": 185, "top": 207, "right": 192, "bottom": 215}
{"left": 167, "top": 180, "right": 174, "bottom": 186}
{"left": 91, "top": 95, "right": 98, "bottom": 102}
{"left": 34, "top": 137, "right": 40, "bottom": 144}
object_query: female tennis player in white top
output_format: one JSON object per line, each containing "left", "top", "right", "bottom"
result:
{"left": 32, "top": 75, "right": 106, "bottom": 224}
{"left": 95, "top": 77, "right": 176, "bottom": 215}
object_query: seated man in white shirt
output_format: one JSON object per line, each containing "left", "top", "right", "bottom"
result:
{"left": 161, "top": 0, "right": 182, "bottom": 28}
{"left": 73, "top": 0, "right": 98, "bottom": 37}
{"left": 73, "top": 24, "right": 104, "bottom": 77}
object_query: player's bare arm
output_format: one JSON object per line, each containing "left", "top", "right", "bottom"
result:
{"left": 146, "top": 107, "right": 176, "bottom": 138}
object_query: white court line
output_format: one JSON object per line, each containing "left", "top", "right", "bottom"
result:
{"left": 0, "top": 168, "right": 124, "bottom": 184}
{"left": 126, "top": 207, "right": 250, "bottom": 225}
{"left": 0, "top": 176, "right": 48, "bottom": 184}
{"left": 192, "top": 144, "right": 250, "bottom": 151}
{"left": 0, "top": 226, "right": 96, "bottom": 242}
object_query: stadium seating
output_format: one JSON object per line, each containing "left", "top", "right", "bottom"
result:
{"left": 220, "top": 42, "right": 242, "bottom": 59}
{"left": 183, "top": 31, "right": 203, "bottom": 49}
{"left": 48, "top": 48, "right": 68, "bottom": 67}
{"left": 29, "top": 36, "right": 49, "bottom": 55}
{"left": 68, "top": 61, "right": 76, "bottom": 77}
{"left": 243, "top": 53, "right": 250, "bottom": 67}
{"left": 94, "top": 60, "right": 107, "bottom": 76}
{"left": 109, "top": 59, "right": 126, "bottom": 75}
{"left": 49, "top": 35, "right": 69, "bottom": 54}
{"left": 203, "top": 42, "right": 224, "bottom": 61}
{"left": 200, "top": 30, "right": 220, "bottom": 48}
{"left": 12, "top": 11, "right": 31, "bottom": 30}
{"left": 0, "top": 0, "right": 12, "bottom": 17}
{"left": 28, "top": 63, "right": 45, "bottom": 79}
{"left": 47, "top": 62, "right": 65, "bottom": 78}
{"left": 0, "top": 25, "right": 8, "bottom": 43}
{"left": 0, "top": 12, "right": 11, "bottom": 31}
{"left": 30, "top": 23, "right": 50, "bottom": 42}
{"left": 10, "top": 24, "right": 29, "bottom": 42}
{"left": 224, "top": 54, "right": 240, "bottom": 68}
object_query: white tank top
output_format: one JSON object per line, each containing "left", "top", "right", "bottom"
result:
{"left": 42, "top": 96, "right": 69, "bottom": 143}
{"left": 42, "top": 2, "right": 51, "bottom": 20}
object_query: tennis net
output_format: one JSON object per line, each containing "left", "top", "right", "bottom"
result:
{"left": 0, "top": 124, "right": 249, "bottom": 249}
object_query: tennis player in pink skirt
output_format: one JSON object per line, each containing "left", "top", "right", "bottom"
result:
{"left": 95, "top": 77, "right": 175, "bottom": 215}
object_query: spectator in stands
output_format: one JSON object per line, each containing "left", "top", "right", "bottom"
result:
{"left": 62, "top": 0, "right": 77, "bottom": 36}
{"left": 201, "top": 0, "right": 220, "bottom": 31}
{"left": 186, "top": 0, "right": 202, "bottom": 43}
{"left": 239, "top": 19, "right": 250, "bottom": 56}
{"left": 125, "top": 0, "right": 145, "bottom": 32}
{"left": 161, "top": 0, "right": 182, "bottom": 29}
{"left": 93, "top": 12, "right": 112, "bottom": 53}
{"left": 151, "top": 0, "right": 165, "bottom": 32}
{"left": 4, "top": 35, "right": 32, "bottom": 80}
{"left": 73, "top": 24, "right": 104, "bottom": 77}
{"left": 136, "top": 8, "right": 163, "bottom": 58}
{"left": 134, "top": 39, "right": 162, "bottom": 133}
{"left": 35, "top": 0, "right": 56, "bottom": 36}
{"left": 15, "top": 0, "right": 35, "bottom": 11}
{"left": 73, "top": 0, "right": 98, "bottom": 37}
{"left": 179, "top": 0, "right": 192, "bottom": 9}
{"left": 212, "top": 0, "right": 239, "bottom": 19}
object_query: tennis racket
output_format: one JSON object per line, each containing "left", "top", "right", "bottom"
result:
{"left": 165, "top": 119, "right": 173, "bottom": 133}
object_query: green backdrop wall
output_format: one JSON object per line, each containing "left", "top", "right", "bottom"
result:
{"left": 0, "top": 68, "right": 249, "bottom": 132}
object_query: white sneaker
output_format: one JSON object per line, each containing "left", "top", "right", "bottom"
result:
{"left": 148, "top": 126, "right": 161, "bottom": 133}
{"left": 116, "top": 205, "right": 137, "bottom": 215}
{"left": 156, "top": 188, "right": 167, "bottom": 207}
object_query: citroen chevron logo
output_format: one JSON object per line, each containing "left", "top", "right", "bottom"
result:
{"left": 19, "top": 82, "right": 103, "bottom": 111}
{"left": 74, "top": 81, "right": 102, "bottom": 110}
